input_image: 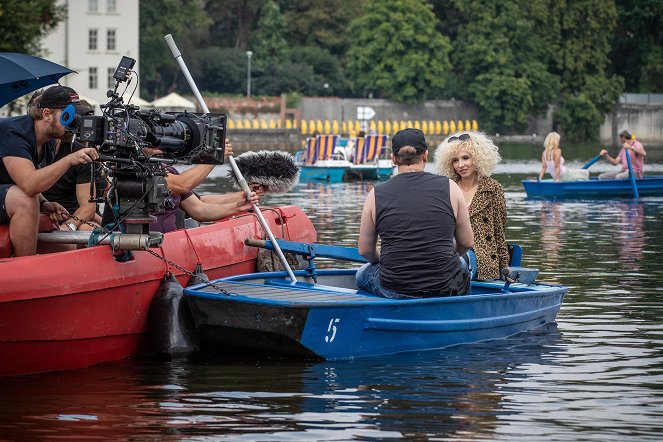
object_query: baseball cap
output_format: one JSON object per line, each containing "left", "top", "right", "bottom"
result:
{"left": 392, "top": 128, "right": 428, "bottom": 154}
{"left": 38, "top": 85, "right": 89, "bottom": 114}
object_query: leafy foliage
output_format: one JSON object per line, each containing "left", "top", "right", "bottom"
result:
{"left": 139, "top": 0, "right": 211, "bottom": 99}
{"left": 0, "top": 0, "right": 65, "bottom": 53}
{"left": 251, "top": 0, "right": 289, "bottom": 65}
{"left": 345, "top": 0, "right": 452, "bottom": 103}
{"left": 548, "top": 0, "right": 623, "bottom": 140}
{"left": 449, "top": 0, "right": 559, "bottom": 133}
{"left": 609, "top": 0, "right": 663, "bottom": 93}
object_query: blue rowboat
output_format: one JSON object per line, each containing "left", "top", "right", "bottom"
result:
{"left": 298, "top": 163, "right": 348, "bottom": 182}
{"left": 183, "top": 241, "right": 567, "bottom": 361}
{"left": 522, "top": 176, "right": 663, "bottom": 199}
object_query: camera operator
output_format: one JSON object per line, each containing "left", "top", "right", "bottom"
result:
{"left": 0, "top": 85, "right": 99, "bottom": 256}
{"left": 28, "top": 92, "right": 100, "bottom": 232}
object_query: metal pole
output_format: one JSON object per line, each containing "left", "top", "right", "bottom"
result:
{"left": 246, "top": 50, "right": 253, "bottom": 98}
{"left": 164, "top": 35, "right": 297, "bottom": 283}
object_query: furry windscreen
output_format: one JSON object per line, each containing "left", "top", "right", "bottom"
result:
{"left": 227, "top": 150, "right": 300, "bottom": 193}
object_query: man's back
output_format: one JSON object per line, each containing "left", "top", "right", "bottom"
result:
{"left": 375, "top": 172, "right": 461, "bottom": 294}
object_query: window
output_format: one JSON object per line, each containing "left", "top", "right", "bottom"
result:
{"left": 89, "top": 67, "right": 98, "bottom": 89}
{"left": 88, "top": 0, "right": 98, "bottom": 12}
{"left": 107, "top": 0, "right": 117, "bottom": 12}
{"left": 108, "top": 67, "right": 115, "bottom": 89}
{"left": 107, "top": 29, "right": 116, "bottom": 51}
{"left": 88, "top": 29, "right": 98, "bottom": 51}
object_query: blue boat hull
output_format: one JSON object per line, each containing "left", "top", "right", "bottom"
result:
{"left": 299, "top": 166, "right": 347, "bottom": 183}
{"left": 344, "top": 166, "right": 394, "bottom": 181}
{"left": 184, "top": 270, "right": 566, "bottom": 360}
{"left": 522, "top": 176, "right": 663, "bottom": 199}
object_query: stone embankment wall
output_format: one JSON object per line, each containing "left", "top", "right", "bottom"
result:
{"left": 211, "top": 96, "right": 663, "bottom": 151}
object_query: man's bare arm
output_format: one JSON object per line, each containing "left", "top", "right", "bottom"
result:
{"left": 358, "top": 190, "right": 380, "bottom": 264}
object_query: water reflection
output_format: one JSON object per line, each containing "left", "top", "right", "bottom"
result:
{"left": 615, "top": 202, "right": 645, "bottom": 273}
{"left": 539, "top": 201, "right": 564, "bottom": 269}
{"left": 3, "top": 169, "right": 663, "bottom": 440}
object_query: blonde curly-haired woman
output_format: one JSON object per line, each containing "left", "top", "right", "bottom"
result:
{"left": 434, "top": 131, "right": 509, "bottom": 280}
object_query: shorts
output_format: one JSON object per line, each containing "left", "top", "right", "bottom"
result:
{"left": 0, "top": 184, "right": 13, "bottom": 224}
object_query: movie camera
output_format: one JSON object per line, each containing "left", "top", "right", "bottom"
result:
{"left": 58, "top": 56, "right": 228, "bottom": 256}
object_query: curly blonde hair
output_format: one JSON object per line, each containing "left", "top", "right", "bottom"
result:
{"left": 434, "top": 131, "right": 501, "bottom": 180}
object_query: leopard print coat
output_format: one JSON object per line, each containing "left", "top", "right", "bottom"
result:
{"left": 455, "top": 176, "right": 510, "bottom": 280}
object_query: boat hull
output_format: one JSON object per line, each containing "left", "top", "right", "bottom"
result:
{"left": 344, "top": 163, "right": 395, "bottom": 181}
{"left": 299, "top": 165, "right": 347, "bottom": 182}
{"left": 522, "top": 176, "right": 663, "bottom": 198}
{"left": 0, "top": 206, "right": 316, "bottom": 376}
{"left": 184, "top": 270, "right": 566, "bottom": 360}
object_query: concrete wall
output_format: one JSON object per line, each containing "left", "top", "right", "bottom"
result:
{"left": 300, "top": 97, "right": 478, "bottom": 123}
{"left": 221, "top": 97, "right": 663, "bottom": 151}
{"left": 601, "top": 103, "right": 663, "bottom": 146}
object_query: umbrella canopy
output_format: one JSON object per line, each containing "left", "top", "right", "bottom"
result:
{"left": 0, "top": 52, "right": 74, "bottom": 108}
{"left": 126, "top": 95, "right": 152, "bottom": 107}
{"left": 150, "top": 92, "right": 197, "bottom": 111}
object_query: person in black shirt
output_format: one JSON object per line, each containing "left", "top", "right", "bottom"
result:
{"left": 30, "top": 94, "right": 99, "bottom": 231}
{"left": 356, "top": 128, "right": 474, "bottom": 298}
{"left": 0, "top": 85, "right": 98, "bottom": 255}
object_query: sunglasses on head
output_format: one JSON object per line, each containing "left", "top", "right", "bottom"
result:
{"left": 448, "top": 133, "right": 470, "bottom": 142}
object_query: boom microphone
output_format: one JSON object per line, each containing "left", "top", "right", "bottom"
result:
{"left": 228, "top": 151, "right": 300, "bottom": 193}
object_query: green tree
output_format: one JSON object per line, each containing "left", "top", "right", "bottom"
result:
{"left": 252, "top": 0, "right": 288, "bottom": 65}
{"left": 205, "top": 0, "right": 265, "bottom": 49}
{"left": 0, "top": 0, "right": 65, "bottom": 53}
{"left": 289, "top": 46, "right": 349, "bottom": 96}
{"left": 282, "top": 0, "right": 366, "bottom": 56}
{"left": 345, "top": 0, "right": 451, "bottom": 103}
{"left": 549, "top": 0, "right": 623, "bottom": 140}
{"left": 609, "top": 0, "right": 663, "bottom": 92}
{"left": 139, "top": 0, "right": 211, "bottom": 99}
{"left": 448, "top": 0, "right": 559, "bottom": 133}
{"left": 190, "top": 47, "right": 248, "bottom": 94}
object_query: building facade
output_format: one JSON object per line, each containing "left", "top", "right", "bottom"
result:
{"left": 41, "top": 0, "right": 140, "bottom": 108}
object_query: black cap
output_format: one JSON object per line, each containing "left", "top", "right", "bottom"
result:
{"left": 38, "top": 85, "right": 88, "bottom": 114}
{"left": 392, "top": 128, "right": 428, "bottom": 154}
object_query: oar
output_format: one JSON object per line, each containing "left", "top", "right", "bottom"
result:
{"left": 581, "top": 153, "right": 602, "bottom": 169}
{"left": 165, "top": 34, "right": 298, "bottom": 282}
{"left": 624, "top": 148, "right": 639, "bottom": 199}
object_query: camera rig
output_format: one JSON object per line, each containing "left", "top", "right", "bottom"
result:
{"left": 59, "top": 56, "right": 227, "bottom": 257}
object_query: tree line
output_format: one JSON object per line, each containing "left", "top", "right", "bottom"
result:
{"left": 2, "top": 0, "right": 662, "bottom": 140}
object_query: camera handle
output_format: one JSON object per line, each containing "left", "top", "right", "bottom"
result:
{"left": 164, "top": 34, "right": 297, "bottom": 283}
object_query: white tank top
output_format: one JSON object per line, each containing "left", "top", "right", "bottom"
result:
{"left": 545, "top": 154, "right": 566, "bottom": 176}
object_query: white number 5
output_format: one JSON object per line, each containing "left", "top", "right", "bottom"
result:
{"left": 325, "top": 318, "right": 340, "bottom": 343}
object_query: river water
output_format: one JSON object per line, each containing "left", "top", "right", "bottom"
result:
{"left": 1, "top": 147, "right": 662, "bottom": 440}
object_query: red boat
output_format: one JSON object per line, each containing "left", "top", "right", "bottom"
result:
{"left": 0, "top": 206, "right": 316, "bottom": 376}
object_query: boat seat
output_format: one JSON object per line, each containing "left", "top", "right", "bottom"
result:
{"left": 0, "top": 214, "right": 59, "bottom": 258}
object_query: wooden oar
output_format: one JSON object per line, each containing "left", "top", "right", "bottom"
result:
{"left": 624, "top": 148, "right": 639, "bottom": 199}
{"left": 581, "top": 154, "right": 602, "bottom": 169}
{"left": 165, "top": 34, "right": 298, "bottom": 282}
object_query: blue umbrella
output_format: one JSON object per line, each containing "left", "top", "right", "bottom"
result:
{"left": 0, "top": 52, "right": 74, "bottom": 108}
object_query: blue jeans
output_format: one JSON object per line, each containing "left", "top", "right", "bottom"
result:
{"left": 355, "top": 257, "right": 470, "bottom": 299}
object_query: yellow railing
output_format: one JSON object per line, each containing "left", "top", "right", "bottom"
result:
{"left": 226, "top": 119, "right": 479, "bottom": 136}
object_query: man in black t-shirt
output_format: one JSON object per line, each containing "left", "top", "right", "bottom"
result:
{"left": 33, "top": 95, "right": 99, "bottom": 231}
{"left": 0, "top": 85, "right": 99, "bottom": 256}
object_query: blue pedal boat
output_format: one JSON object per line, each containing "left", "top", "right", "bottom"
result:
{"left": 183, "top": 241, "right": 567, "bottom": 361}
{"left": 522, "top": 175, "right": 663, "bottom": 199}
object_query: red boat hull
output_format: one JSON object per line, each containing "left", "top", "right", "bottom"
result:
{"left": 0, "top": 206, "right": 316, "bottom": 376}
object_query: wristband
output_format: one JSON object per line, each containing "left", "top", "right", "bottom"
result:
{"left": 65, "top": 222, "right": 77, "bottom": 231}
{"left": 39, "top": 199, "right": 48, "bottom": 212}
